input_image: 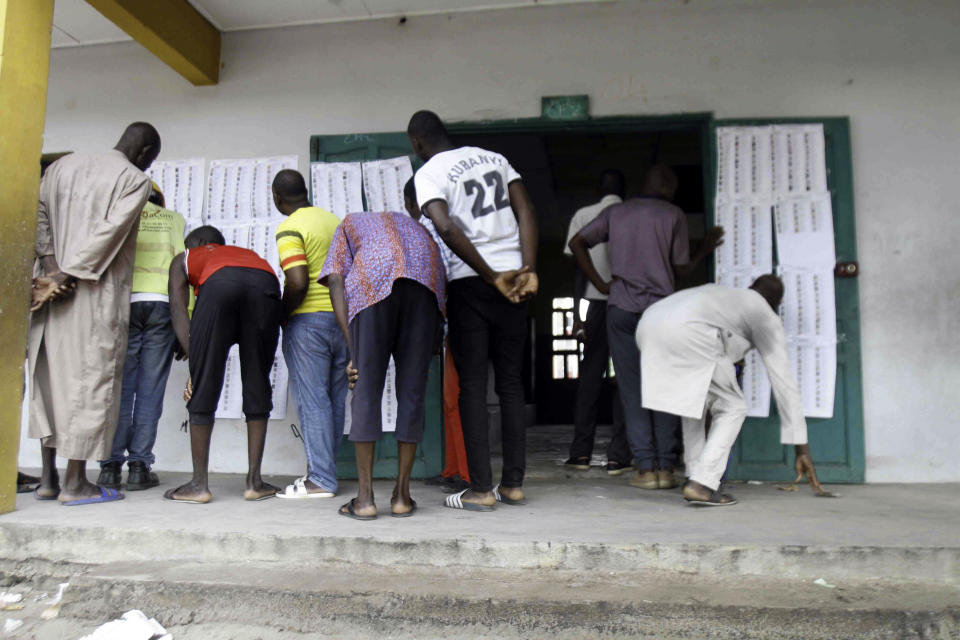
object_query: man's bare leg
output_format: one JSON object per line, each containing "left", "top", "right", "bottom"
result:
{"left": 164, "top": 423, "right": 213, "bottom": 503}
{"left": 243, "top": 418, "right": 278, "bottom": 500}
{"left": 58, "top": 459, "right": 103, "bottom": 502}
{"left": 340, "top": 441, "right": 376, "bottom": 518}
{"left": 37, "top": 445, "right": 60, "bottom": 498}
{"left": 391, "top": 442, "right": 418, "bottom": 515}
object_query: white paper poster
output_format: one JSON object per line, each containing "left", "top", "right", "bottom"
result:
{"left": 206, "top": 155, "right": 297, "bottom": 223}
{"left": 778, "top": 268, "right": 837, "bottom": 341}
{"left": 343, "top": 358, "right": 398, "bottom": 434}
{"left": 714, "top": 124, "right": 836, "bottom": 418}
{"left": 146, "top": 158, "right": 205, "bottom": 222}
{"left": 214, "top": 347, "right": 244, "bottom": 419}
{"left": 362, "top": 156, "right": 414, "bottom": 213}
{"left": 714, "top": 198, "right": 774, "bottom": 273}
{"left": 741, "top": 350, "right": 772, "bottom": 418}
{"left": 774, "top": 195, "right": 836, "bottom": 269}
{"left": 310, "top": 162, "right": 364, "bottom": 219}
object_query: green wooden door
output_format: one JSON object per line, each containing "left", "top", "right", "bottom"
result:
{"left": 709, "top": 118, "right": 865, "bottom": 483}
{"left": 308, "top": 131, "right": 443, "bottom": 479}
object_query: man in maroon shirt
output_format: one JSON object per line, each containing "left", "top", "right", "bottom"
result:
{"left": 569, "top": 165, "right": 723, "bottom": 491}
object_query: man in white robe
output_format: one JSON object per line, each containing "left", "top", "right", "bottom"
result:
{"left": 636, "top": 275, "right": 823, "bottom": 505}
{"left": 28, "top": 123, "right": 160, "bottom": 505}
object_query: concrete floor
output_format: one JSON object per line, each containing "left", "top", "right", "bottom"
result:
{"left": 3, "top": 425, "right": 959, "bottom": 584}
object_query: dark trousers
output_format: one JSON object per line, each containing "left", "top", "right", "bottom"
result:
{"left": 348, "top": 279, "right": 442, "bottom": 443}
{"left": 448, "top": 277, "right": 527, "bottom": 492}
{"left": 188, "top": 268, "right": 282, "bottom": 425}
{"left": 606, "top": 304, "right": 679, "bottom": 471}
{"left": 568, "top": 300, "right": 631, "bottom": 464}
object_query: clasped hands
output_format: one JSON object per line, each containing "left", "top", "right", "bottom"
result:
{"left": 30, "top": 272, "right": 77, "bottom": 312}
{"left": 492, "top": 266, "right": 539, "bottom": 304}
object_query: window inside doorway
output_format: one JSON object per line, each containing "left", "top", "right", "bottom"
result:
{"left": 551, "top": 297, "right": 582, "bottom": 379}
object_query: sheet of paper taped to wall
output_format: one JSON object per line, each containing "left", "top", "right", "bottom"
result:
{"left": 310, "top": 161, "right": 364, "bottom": 219}
{"left": 714, "top": 124, "right": 837, "bottom": 419}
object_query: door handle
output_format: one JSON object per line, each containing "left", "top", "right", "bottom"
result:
{"left": 835, "top": 261, "right": 859, "bottom": 278}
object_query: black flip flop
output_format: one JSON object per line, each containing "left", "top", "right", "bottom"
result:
{"left": 685, "top": 490, "right": 738, "bottom": 507}
{"left": 391, "top": 499, "right": 418, "bottom": 518}
{"left": 339, "top": 498, "right": 377, "bottom": 521}
{"left": 33, "top": 487, "right": 59, "bottom": 501}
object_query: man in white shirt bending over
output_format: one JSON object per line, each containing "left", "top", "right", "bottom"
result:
{"left": 409, "top": 110, "right": 538, "bottom": 512}
{"left": 636, "top": 275, "right": 824, "bottom": 505}
{"left": 563, "top": 170, "right": 631, "bottom": 475}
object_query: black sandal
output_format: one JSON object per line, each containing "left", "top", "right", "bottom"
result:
{"left": 685, "top": 490, "right": 738, "bottom": 506}
{"left": 339, "top": 498, "right": 377, "bottom": 520}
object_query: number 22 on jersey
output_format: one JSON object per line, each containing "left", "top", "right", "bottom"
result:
{"left": 463, "top": 170, "right": 511, "bottom": 219}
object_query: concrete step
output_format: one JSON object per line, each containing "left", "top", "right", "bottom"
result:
{"left": 2, "top": 559, "right": 959, "bottom": 639}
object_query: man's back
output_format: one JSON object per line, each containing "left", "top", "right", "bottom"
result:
{"left": 275, "top": 206, "right": 340, "bottom": 315}
{"left": 132, "top": 202, "right": 185, "bottom": 297}
{"left": 579, "top": 197, "right": 688, "bottom": 313}
{"left": 414, "top": 146, "right": 522, "bottom": 280}
{"left": 40, "top": 150, "right": 149, "bottom": 279}
{"left": 321, "top": 211, "right": 445, "bottom": 324}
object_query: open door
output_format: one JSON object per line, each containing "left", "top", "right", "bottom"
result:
{"left": 309, "top": 132, "right": 443, "bottom": 480}
{"left": 709, "top": 118, "right": 865, "bottom": 483}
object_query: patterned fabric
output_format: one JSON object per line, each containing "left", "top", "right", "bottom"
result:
{"left": 319, "top": 211, "right": 445, "bottom": 324}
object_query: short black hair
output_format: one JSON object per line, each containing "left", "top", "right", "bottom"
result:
{"left": 185, "top": 225, "right": 225, "bottom": 248}
{"left": 598, "top": 169, "right": 626, "bottom": 197}
{"left": 407, "top": 110, "right": 449, "bottom": 145}
{"left": 403, "top": 176, "right": 416, "bottom": 203}
{"left": 272, "top": 169, "right": 308, "bottom": 200}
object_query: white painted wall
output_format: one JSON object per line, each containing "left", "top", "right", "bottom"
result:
{"left": 21, "top": 0, "right": 960, "bottom": 482}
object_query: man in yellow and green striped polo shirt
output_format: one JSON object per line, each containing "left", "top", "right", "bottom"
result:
{"left": 272, "top": 169, "right": 347, "bottom": 499}
{"left": 98, "top": 183, "right": 184, "bottom": 492}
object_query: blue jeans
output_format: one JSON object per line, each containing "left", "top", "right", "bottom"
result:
{"left": 103, "top": 301, "right": 177, "bottom": 467}
{"left": 282, "top": 311, "right": 349, "bottom": 492}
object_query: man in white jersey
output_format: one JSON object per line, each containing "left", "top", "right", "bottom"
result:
{"left": 409, "top": 110, "right": 538, "bottom": 512}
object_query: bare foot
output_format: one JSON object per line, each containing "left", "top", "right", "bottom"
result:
{"left": 164, "top": 483, "right": 212, "bottom": 504}
{"left": 457, "top": 489, "right": 497, "bottom": 508}
{"left": 390, "top": 488, "right": 415, "bottom": 515}
{"left": 244, "top": 481, "right": 279, "bottom": 501}
{"left": 58, "top": 478, "right": 104, "bottom": 503}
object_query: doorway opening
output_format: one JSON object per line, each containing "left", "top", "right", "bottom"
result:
{"left": 450, "top": 116, "right": 712, "bottom": 428}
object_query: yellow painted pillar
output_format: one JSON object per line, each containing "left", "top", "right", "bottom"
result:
{"left": 0, "top": 0, "right": 53, "bottom": 513}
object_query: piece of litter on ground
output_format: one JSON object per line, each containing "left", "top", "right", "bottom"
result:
{"left": 78, "top": 609, "right": 168, "bottom": 640}
{"left": 777, "top": 484, "right": 799, "bottom": 492}
{"left": 747, "top": 480, "right": 763, "bottom": 485}
{"left": 813, "top": 578, "right": 836, "bottom": 589}
{"left": 1, "top": 604, "right": 24, "bottom": 612}
{"left": 0, "top": 594, "right": 22, "bottom": 606}
{"left": 4, "top": 619, "right": 24, "bottom": 633}
{"left": 815, "top": 490, "right": 841, "bottom": 498}
{"left": 46, "top": 583, "right": 69, "bottom": 606}
{"left": 33, "top": 593, "right": 48, "bottom": 602}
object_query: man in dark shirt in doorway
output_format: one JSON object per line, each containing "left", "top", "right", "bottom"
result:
{"left": 569, "top": 164, "right": 723, "bottom": 491}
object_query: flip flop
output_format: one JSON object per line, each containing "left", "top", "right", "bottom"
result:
{"left": 61, "top": 486, "right": 124, "bottom": 507}
{"left": 493, "top": 484, "right": 527, "bottom": 506}
{"left": 391, "top": 499, "right": 418, "bottom": 518}
{"left": 338, "top": 498, "right": 377, "bottom": 521}
{"left": 685, "top": 490, "right": 738, "bottom": 507}
{"left": 163, "top": 488, "right": 210, "bottom": 504}
{"left": 18, "top": 472, "right": 41, "bottom": 493}
{"left": 443, "top": 488, "right": 495, "bottom": 512}
{"left": 244, "top": 491, "right": 277, "bottom": 502}
{"left": 276, "top": 477, "right": 334, "bottom": 499}
{"left": 33, "top": 487, "right": 59, "bottom": 501}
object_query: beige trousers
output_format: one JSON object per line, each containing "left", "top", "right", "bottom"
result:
{"left": 682, "top": 359, "right": 747, "bottom": 491}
